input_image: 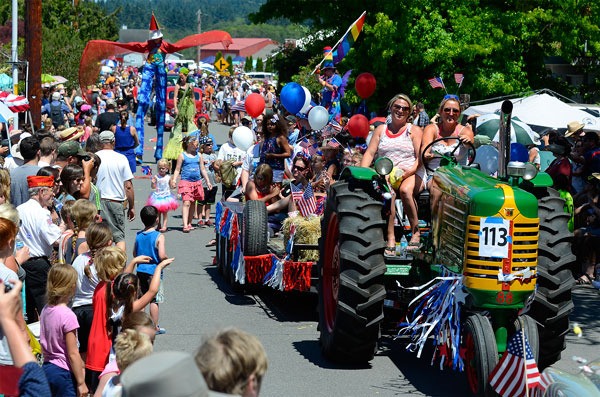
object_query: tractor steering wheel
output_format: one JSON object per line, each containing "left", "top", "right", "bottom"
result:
{"left": 421, "top": 136, "right": 476, "bottom": 173}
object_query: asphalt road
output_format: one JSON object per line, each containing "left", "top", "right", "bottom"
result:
{"left": 122, "top": 120, "right": 600, "bottom": 397}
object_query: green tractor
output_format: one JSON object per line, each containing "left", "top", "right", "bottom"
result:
{"left": 318, "top": 100, "right": 575, "bottom": 395}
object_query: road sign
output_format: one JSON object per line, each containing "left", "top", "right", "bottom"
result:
{"left": 214, "top": 58, "right": 230, "bottom": 73}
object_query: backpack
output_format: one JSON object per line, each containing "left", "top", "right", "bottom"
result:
{"left": 218, "top": 160, "right": 237, "bottom": 189}
{"left": 50, "top": 102, "right": 64, "bottom": 127}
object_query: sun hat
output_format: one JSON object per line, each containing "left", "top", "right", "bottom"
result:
{"left": 285, "top": 115, "right": 297, "bottom": 124}
{"left": 10, "top": 132, "right": 32, "bottom": 160}
{"left": 99, "top": 130, "right": 115, "bottom": 143}
{"left": 58, "top": 140, "right": 87, "bottom": 158}
{"left": 120, "top": 351, "right": 229, "bottom": 397}
{"left": 565, "top": 121, "right": 585, "bottom": 137}
{"left": 58, "top": 126, "right": 85, "bottom": 142}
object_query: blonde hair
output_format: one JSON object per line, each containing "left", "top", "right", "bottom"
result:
{"left": 95, "top": 246, "right": 126, "bottom": 282}
{"left": 387, "top": 94, "right": 413, "bottom": 114}
{"left": 437, "top": 97, "right": 461, "bottom": 117}
{"left": 46, "top": 263, "right": 78, "bottom": 305}
{"left": 195, "top": 327, "right": 268, "bottom": 395}
{"left": 0, "top": 203, "right": 19, "bottom": 227}
{"left": 114, "top": 329, "right": 153, "bottom": 371}
{"left": 71, "top": 199, "right": 97, "bottom": 230}
{"left": 0, "top": 169, "right": 10, "bottom": 204}
{"left": 83, "top": 222, "right": 113, "bottom": 280}
{"left": 156, "top": 159, "right": 170, "bottom": 171}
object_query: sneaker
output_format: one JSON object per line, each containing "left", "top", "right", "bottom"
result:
{"left": 156, "top": 326, "right": 166, "bottom": 335}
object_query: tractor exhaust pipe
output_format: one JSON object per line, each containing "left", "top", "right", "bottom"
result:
{"left": 498, "top": 100, "right": 513, "bottom": 180}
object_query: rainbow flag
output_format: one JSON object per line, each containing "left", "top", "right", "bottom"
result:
{"left": 332, "top": 12, "right": 366, "bottom": 64}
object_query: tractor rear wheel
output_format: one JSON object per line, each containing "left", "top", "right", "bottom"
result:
{"left": 464, "top": 314, "right": 498, "bottom": 397}
{"left": 318, "top": 182, "right": 387, "bottom": 363}
{"left": 526, "top": 190, "right": 575, "bottom": 369}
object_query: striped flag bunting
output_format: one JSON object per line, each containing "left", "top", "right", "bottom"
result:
{"left": 291, "top": 182, "right": 317, "bottom": 217}
{"left": 488, "top": 330, "right": 541, "bottom": 397}
{"left": 428, "top": 77, "right": 445, "bottom": 89}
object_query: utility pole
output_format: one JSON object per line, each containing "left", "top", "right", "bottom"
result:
{"left": 11, "top": 0, "right": 18, "bottom": 130}
{"left": 25, "top": 0, "right": 42, "bottom": 129}
{"left": 196, "top": 9, "right": 202, "bottom": 62}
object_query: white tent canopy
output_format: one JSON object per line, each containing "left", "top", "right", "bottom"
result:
{"left": 464, "top": 93, "right": 600, "bottom": 131}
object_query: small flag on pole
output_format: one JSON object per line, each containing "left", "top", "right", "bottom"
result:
{"left": 291, "top": 183, "right": 317, "bottom": 217}
{"left": 428, "top": 77, "right": 445, "bottom": 89}
{"left": 488, "top": 330, "right": 541, "bottom": 397}
{"left": 454, "top": 73, "right": 464, "bottom": 86}
{"left": 327, "top": 137, "right": 341, "bottom": 148}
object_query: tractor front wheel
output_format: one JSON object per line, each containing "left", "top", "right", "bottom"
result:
{"left": 464, "top": 314, "right": 498, "bottom": 397}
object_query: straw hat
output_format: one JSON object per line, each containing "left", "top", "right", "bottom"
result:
{"left": 58, "top": 126, "right": 84, "bottom": 142}
{"left": 565, "top": 121, "right": 584, "bottom": 138}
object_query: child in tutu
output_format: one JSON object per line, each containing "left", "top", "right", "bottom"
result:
{"left": 147, "top": 159, "right": 179, "bottom": 232}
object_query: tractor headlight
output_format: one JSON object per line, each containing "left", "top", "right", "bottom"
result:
{"left": 374, "top": 157, "right": 393, "bottom": 176}
{"left": 507, "top": 161, "right": 538, "bottom": 181}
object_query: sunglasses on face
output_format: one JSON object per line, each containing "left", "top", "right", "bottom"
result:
{"left": 392, "top": 105, "right": 411, "bottom": 112}
{"left": 443, "top": 107, "right": 460, "bottom": 114}
{"left": 293, "top": 165, "right": 307, "bottom": 172}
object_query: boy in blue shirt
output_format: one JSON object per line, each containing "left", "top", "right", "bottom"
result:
{"left": 133, "top": 205, "right": 169, "bottom": 334}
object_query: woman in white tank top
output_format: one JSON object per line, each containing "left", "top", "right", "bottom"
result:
{"left": 361, "top": 94, "right": 426, "bottom": 255}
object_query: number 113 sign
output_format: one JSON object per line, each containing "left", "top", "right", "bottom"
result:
{"left": 478, "top": 217, "right": 512, "bottom": 258}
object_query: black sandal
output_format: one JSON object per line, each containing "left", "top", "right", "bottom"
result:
{"left": 384, "top": 246, "right": 396, "bottom": 257}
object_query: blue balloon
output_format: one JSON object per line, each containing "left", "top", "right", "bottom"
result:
{"left": 280, "top": 82, "right": 306, "bottom": 114}
{"left": 510, "top": 143, "right": 529, "bottom": 162}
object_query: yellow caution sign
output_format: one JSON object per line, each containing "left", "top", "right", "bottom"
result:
{"left": 214, "top": 58, "right": 230, "bottom": 73}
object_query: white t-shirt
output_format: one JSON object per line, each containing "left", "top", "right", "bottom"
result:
{"left": 96, "top": 149, "right": 134, "bottom": 201}
{"left": 0, "top": 263, "right": 18, "bottom": 365}
{"left": 217, "top": 142, "right": 246, "bottom": 183}
{"left": 241, "top": 143, "right": 262, "bottom": 180}
{"left": 17, "top": 199, "right": 62, "bottom": 258}
{"left": 72, "top": 252, "right": 99, "bottom": 308}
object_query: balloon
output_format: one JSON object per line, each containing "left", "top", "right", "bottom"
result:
{"left": 474, "top": 145, "right": 499, "bottom": 175}
{"left": 308, "top": 106, "right": 329, "bottom": 130}
{"left": 389, "top": 167, "right": 404, "bottom": 190}
{"left": 299, "top": 86, "right": 312, "bottom": 114}
{"left": 355, "top": 73, "right": 377, "bottom": 99}
{"left": 347, "top": 114, "right": 370, "bottom": 138}
{"left": 168, "top": 63, "right": 175, "bottom": 71}
{"left": 244, "top": 93, "right": 265, "bottom": 118}
{"left": 232, "top": 126, "right": 254, "bottom": 151}
{"left": 366, "top": 130, "right": 373, "bottom": 146}
{"left": 510, "top": 143, "right": 528, "bottom": 162}
{"left": 280, "top": 82, "right": 306, "bottom": 114}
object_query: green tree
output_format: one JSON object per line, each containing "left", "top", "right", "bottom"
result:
{"left": 244, "top": 55, "right": 253, "bottom": 72}
{"left": 226, "top": 55, "right": 234, "bottom": 75}
{"left": 264, "top": 56, "right": 273, "bottom": 73}
{"left": 255, "top": 57, "right": 264, "bottom": 72}
{"left": 215, "top": 51, "right": 223, "bottom": 61}
{"left": 251, "top": 0, "right": 600, "bottom": 110}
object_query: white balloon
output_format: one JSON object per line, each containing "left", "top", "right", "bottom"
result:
{"left": 299, "top": 86, "right": 312, "bottom": 114}
{"left": 308, "top": 106, "right": 329, "bottom": 130}
{"left": 232, "top": 126, "right": 254, "bottom": 151}
{"left": 366, "top": 130, "right": 373, "bottom": 146}
{"left": 474, "top": 144, "right": 499, "bottom": 175}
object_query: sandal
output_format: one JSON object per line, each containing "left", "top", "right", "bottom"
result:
{"left": 206, "top": 239, "right": 216, "bottom": 247}
{"left": 384, "top": 246, "right": 397, "bottom": 258}
{"left": 205, "top": 219, "right": 214, "bottom": 227}
{"left": 183, "top": 225, "right": 194, "bottom": 233}
{"left": 198, "top": 220, "right": 205, "bottom": 227}
{"left": 576, "top": 273, "right": 594, "bottom": 286}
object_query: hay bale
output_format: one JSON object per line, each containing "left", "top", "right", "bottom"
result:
{"left": 282, "top": 215, "right": 322, "bottom": 262}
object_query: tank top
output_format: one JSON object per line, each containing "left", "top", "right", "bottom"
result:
{"left": 135, "top": 230, "right": 160, "bottom": 275}
{"left": 180, "top": 152, "right": 200, "bottom": 182}
{"left": 378, "top": 124, "right": 417, "bottom": 169}
{"left": 114, "top": 125, "right": 136, "bottom": 151}
{"left": 154, "top": 174, "right": 171, "bottom": 197}
{"left": 260, "top": 136, "right": 285, "bottom": 171}
{"left": 429, "top": 124, "right": 467, "bottom": 170}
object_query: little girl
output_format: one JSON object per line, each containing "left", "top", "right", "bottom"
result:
{"left": 40, "top": 263, "right": 88, "bottom": 397}
{"left": 198, "top": 139, "right": 218, "bottom": 228}
{"left": 147, "top": 159, "right": 179, "bottom": 232}
{"left": 72, "top": 222, "right": 113, "bottom": 363}
{"left": 171, "top": 135, "right": 213, "bottom": 232}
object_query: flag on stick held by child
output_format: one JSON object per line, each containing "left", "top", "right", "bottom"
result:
{"left": 488, "top": 330, "right": 541, "bottom": 397}
{"left": 428, "top": 77, "right": 445, "bottom": 89}
{"left": 291, "top": 183, "right": 317, "bottom": 217}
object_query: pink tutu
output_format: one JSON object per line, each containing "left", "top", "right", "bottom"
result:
{"left": 147, "top": 192, "right": 179, "bottom": 213}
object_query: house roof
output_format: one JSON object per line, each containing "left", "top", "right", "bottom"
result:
{"left": 200, "top": 38, "right": 276, "bottom": 50}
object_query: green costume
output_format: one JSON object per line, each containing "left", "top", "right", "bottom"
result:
{"left": 164, "top": 83, "right": 197, "bottom": 160}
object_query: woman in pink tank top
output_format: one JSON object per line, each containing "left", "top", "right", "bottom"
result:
{"left": 362, "top": 94, "right": 425, "bottom": 255}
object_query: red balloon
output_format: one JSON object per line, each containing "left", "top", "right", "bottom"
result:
{"left": 244, "top": 93, "right": 265, "bottom": 118}
{"left": 355, "top": 73, "right": 377, "bottom": 99}
{"left": 347, "top": 114, "right": 370, "bottom": 138}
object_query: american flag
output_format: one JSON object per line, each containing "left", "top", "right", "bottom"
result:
{"left": 428, "top": 77, "right": 445, "bottom": 89}
{"left": 299, "top": 138, "right": 318, "bottom": 157}
{"left": 327, "top": 137, "right": 341, "bottom": 148}
{"left": 488, "top": 330, "right": 541, "bottom": 397}
{"left": 291, "top": 182, "right": 316, "bottom": 217}
{"left": 454, "top": 73, "right": 464, "bottom": 85}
